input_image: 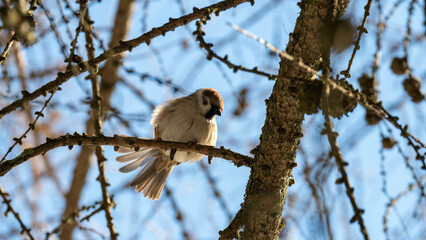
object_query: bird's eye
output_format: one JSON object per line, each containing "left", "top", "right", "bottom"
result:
{"left": 203, "top": 98, "right": 208, "bottom": 105}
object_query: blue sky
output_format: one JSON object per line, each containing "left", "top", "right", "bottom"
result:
{"left": 0, "top": 0, "right": 425, "bottom": 239}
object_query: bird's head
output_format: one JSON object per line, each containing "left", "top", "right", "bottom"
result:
{"left": 196, "top": 88, "right": 224, "bottom": 120}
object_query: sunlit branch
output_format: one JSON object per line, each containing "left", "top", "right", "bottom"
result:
{"left": 194, "top": 15, "right": 277, "bottom": 80}
{"left": 229, "top": 23, "right": 317, "bottom": 78}
{"left": 228, "top": 24, "right": 425, "bottom": 168}
{"left": 0, "top": 135, "right": 253, "bottom": 176}
{"left": 0, "top": 0, "right": 38, "bottom": 65}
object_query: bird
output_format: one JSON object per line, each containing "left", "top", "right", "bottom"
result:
{"left": 116, "top": 88, "right": 223, "bottom": 200}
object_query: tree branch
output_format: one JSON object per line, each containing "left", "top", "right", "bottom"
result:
{"left": 341, "top": 0, "right": 374, "bottom": 78}
{"left": 321, "top": 63, "right": 370, "bottom": 240}
{"left": 0, "top": 135, "right": 253, "bottom": 176}
{"left": 83, "top": 1, "right": 118, "bottom": 238}
{"left": 60, "top": 0, "right": 134, "bottom": 238}
{"left": 0, "top": 0, "right": 253, "bottom": 120}
{"left": 0, "top": 187, "right": 35, "bottom": 240}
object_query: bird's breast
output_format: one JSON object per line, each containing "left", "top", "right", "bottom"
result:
{"left": 187, "top": 117, "right": 216, "bottom": 145}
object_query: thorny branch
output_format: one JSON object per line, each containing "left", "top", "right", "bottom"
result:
{"left": 0, "top": 135, "right": 253, "bottom": 176}
{"left": 13, "top": 42, "right": 65, "bottom": 195}
{"left": 0, "top": 0, "right": 254, "bottom": 119}
{"left": 0, "top": 187, "right": 35, "bottom": 240}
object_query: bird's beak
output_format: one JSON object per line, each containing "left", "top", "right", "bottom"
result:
{"left": 213, "top": 107, "right": 222, "bottom": 116}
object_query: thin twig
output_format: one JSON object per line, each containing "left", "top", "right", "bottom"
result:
{"left": 0, "top": 34, "right": 19, "bottom": 65}
{"left": 229, "top": 23, "right": 317, "bottom": 78}
{"left": 123, "top": 66, "right": 187, "bottom": 94}
{"left": 45, "top": 200, "right": 102, "bottom": 239}
{"left": 0, "top": 187, "right": 35, "bottom": 240}
{"left": 81, "top": 1, "right": 118, "bottom": 238}
{"left": 39, "top": 1, "right": 69, "bottom": 58}
{"left": 227, "top": 24, "right": 425, "bottom": 167}
{"left": 0, "top": 0, "right": 38, "bottom": 65}
{"left": 383, "top": 175, "right": 426, "bottom": 239}
{"left": 321, "top": 45, "right": 369, "bottom": 239}
{"left": 341, "top": 0, "right": 374, "bottom": 78}
{"left": 165, "top": 187, "right": 191, "bottom": 239}
{"left": 199, "top": 161, "right": 233, "bottom": 221}
{"left": 0, "top": 0, "right": 253, "bottom": 120}
{"left": 323, "top": 101, "right": 370, "bottom": 240}
{"left": 193, "top": 12, "right": 276, "bottom": 80}
{"left": 372, "top": 0, "right": 383, "bottom": 77}
{"left": 403, "top": 0, "right": 418, "bottom": 58}
{"left": 0, "top": 88, "right": 59, "bottom": 163}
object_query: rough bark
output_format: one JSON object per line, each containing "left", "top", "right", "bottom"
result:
{"left": 59, "top": 1, "right": 134, "bottom": 239}
{"left": 222, "top": 1, "right": 350, "bottom": 239}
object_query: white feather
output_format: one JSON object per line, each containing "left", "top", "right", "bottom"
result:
{"left": 116, "top": 88, "right": 222, "bottom": 200}
{"left": 116, "top": 149, "right": 150, "bottom": 162}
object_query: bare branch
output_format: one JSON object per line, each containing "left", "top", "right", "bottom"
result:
{"left": 1, "top": 88, "right": 59, "bottom": 163}
{"left": 341, "top": 0, "right": 374, "bottom": 78}
{"left": 0, "top": 187, "right": 35, "bottom": 240}
{"left": 322, "top": 70, "right": 370, "bottom": 240}
{"left": 383, "top": 175, "right": 426, "bottom": 239}
{"left": 228, "top": 24, "right": 425, "bottom": 167}
{"left": 0, "top": 0, "right": 38, "bottom": 65}
{"left": 165, "top": 187, "right": 191, "bottom": 239}
{"left": 0, "top": 0, "right": 253, "bottom": 120}
{"left": 200, "top": 161, "right": 233, "bottom": 221}
{"left": 0, "top": 34, "right": 19, "bottom": 65}
{"left": 0, "top": 135, "right": 253, "bottom": 176}
{"left": 83, "top": 0, "right": 118, "bottom": 237}
{"left": 194, "top": 15, "right": 276, "bottom": 80}
{"left": 45, "top": 200, "right": 102, "bottom": 239}
{"left": 228, "top": 23, "right": 317, "bottom": 78}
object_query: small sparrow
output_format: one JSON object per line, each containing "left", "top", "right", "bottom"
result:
{"left": 116, "top": 88, "right": 223, "bottom": 200}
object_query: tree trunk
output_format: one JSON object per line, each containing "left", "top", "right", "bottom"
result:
{"left": 225, "top": 1, "right": 350, "bottom": 239}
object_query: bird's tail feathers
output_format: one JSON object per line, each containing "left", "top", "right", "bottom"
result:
{"left": 115, "top": 146, "right": 135, "bottom": 153}
{"left": 116, "top": 148, "right": 150, "bottom": 162}
{"left": 130, "top": 155, "right": 174, "bottom": 200}
{"left": 117, "top": 149, "right": 153, "bottom": 173}
{"left": 142, "top": 167, "right": 173, "bottom": 200}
